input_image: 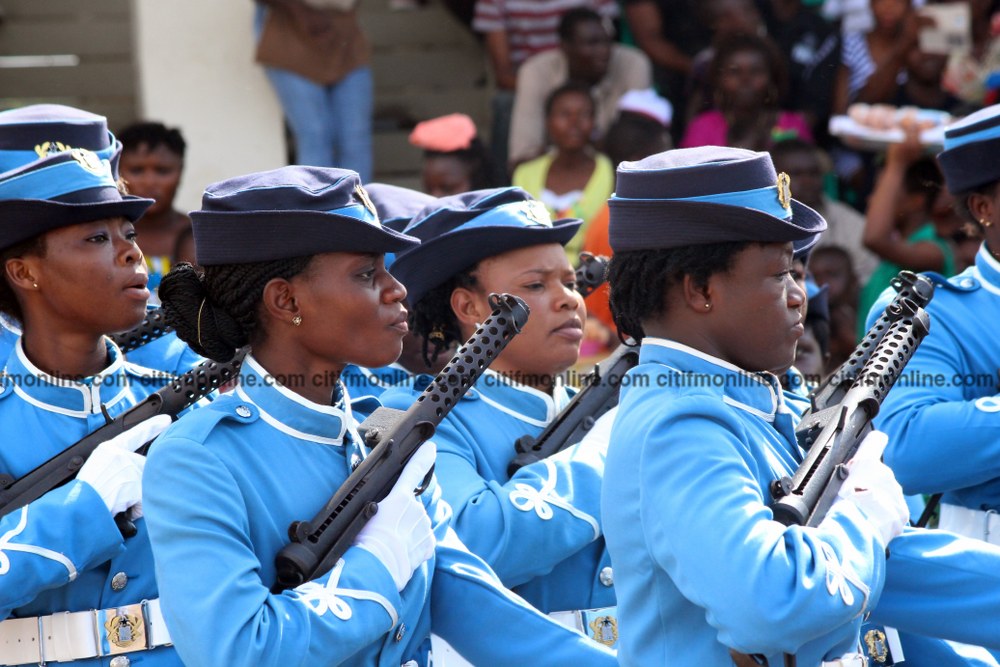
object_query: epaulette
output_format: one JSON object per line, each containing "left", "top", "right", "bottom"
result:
{"left": 166, "top": 395, "right": 259, "bottom": 442}
{"left": 410, "top": 372, "right": 479, "bottom": 400}
{"left": 934, "top": 271, "right": 980, "bottom": 292}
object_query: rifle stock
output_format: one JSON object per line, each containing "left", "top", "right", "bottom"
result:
{"left": 272, "top": 293, "right": 530, "bottom": 592}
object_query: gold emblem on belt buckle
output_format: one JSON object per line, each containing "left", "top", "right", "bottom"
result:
{"left": 104, "top": 604, "right": 146, "bottom": 653}
{"left": 864, "top": 628, "right": 889, "bottom": 663}
{"left": 588, "top": 615, "right": 618, "bottom": 647}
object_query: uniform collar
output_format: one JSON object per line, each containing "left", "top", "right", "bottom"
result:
{"left": 639, "top": 337, "right": 787, "bottom": 422}
{"left": 1, "top": 337, "right": 131, "bottom": 417}
{"left": 974, "top": 242, "right": 1000, "bottom": 294}
{"left": 234, "top": 354, "right": 353, "bottom": 446}
{"left": 475, "top": 368, "right": 571, "bottom": 428}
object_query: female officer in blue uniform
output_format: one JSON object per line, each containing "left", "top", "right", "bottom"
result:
{"left": 0, "top": 104, "right": 202, "bottom": 376}
{"left": 380, "top": 188, "right": 615, "bottom": 638}
{"left": 600, "top": 146, "right": 917, "bottom": 666}
{"left": 0, "top": 142, "right": 179, "bottom": 664}
{"left": 872, "top": 104, "right": 1000, "bottom": 545}
{"left": 602, "top": 146, "right": 1000, "bottom": 666}
{"left": 141, "top": 166, "right": 616, "bottom": 667}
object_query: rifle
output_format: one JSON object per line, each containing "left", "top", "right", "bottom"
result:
{"left": 769, "top": 273, "right": 934, "bottom": 528}
{"left": 109, "top": 307, "right": 173, "bottom": 354}
{"left": 798, "top": 271, "right": 934, "bottom": 420}
{"left": 0, "top": 351, "right": 245, "bottom": 534}
{"left": 272, "top": 293, "right": 530, "bottom": 592}
{"left": 575, "top": 253, "right": 609, "bottom": 299}
{"left": 507, "top": 343, "right": 637, "bottom": 476}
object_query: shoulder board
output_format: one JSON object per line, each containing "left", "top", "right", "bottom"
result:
{"left": 169, "top": 395, "right": 259, "bottom": 441}
{"left": 936, "top": 271, "right": 981, "bottom": 292}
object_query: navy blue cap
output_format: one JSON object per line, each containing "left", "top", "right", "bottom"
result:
{"left": 0, "top": 149, "right": 152, "bottom": 249}
{"left": 938, "top": 104, "right": 1000, "bottom": 194}
{"left": 190, "top": 166, "right": 421, "bottom": 266}
{"left": 0, "top": 104, "right": 124, "bottom": 177}
{"left": 364, "top": 183, "right": 438, "bottom": 233}
{"left": 609, "top": 146, "right": 826, "bottom": 256}
{"left": 389, "top": 187, "right": 581, "bottom": 307}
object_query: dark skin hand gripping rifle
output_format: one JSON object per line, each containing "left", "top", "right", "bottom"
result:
{"left": 272, "top": 293, "right": 530, "bottom": 592}
{"left": 0, "top": 352, "right": 246, "bottom": 536}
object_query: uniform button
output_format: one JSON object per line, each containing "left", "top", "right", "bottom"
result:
{"left": 110, "top": 572, "right": 128, "bottom": 592}
{"left": 599, "top": 566, "right": 614, "bottom": 587}
{"left": 110, "top": 657, "right": 131, "bottom": 667}
{"left": 394, "top": 622, "right": 406, "bottom": 642}
{"left": 236, "top": 405, "right": 252, "bottom": 418}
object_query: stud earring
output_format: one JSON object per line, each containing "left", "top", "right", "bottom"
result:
{"left": 981, "top": 218, "right": 993, "bottom": 228}
{"left": 704, "top": 303, "right": 711, "bottom": 310}
{"left": 292, "top": 315, "right": 303, "bottom": 326}
{"left": 32, "top": 282, "right": 37, "bottom": 289}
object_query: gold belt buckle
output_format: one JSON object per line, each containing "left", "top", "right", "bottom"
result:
{"left": 101, "top": 603, "right": 149, "bottom": 655}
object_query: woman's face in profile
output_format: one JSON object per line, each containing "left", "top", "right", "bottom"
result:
{"left": 703, "top": 241, "right": 805, "bottom": 373}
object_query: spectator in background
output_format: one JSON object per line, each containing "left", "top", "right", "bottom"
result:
{"left": 681, "top": 33, "right": 812, "bottom": 150}
{"left": 943, "top": 0, "right": 1000, "bottom": 106}
{"left": 683, "top": 0, "right": 766, "bottom": 122}
{"left": 832, "top": 0, "right": 920, "bottom": 114}
{"left": 895, "top": 47, "right": 964, "bottom": 114}
{"left": 766, "top": 0, "right": 841, "bottom": 143}
{"left": 473, "top": 0, "right": 618, "bottom": 169}
{"left": 409, "top": 113, "right": 504, "bottom": 197}
{"left": 254, "top": 0, "right": 373, "bottom": 180}
{"left": 623, "top": 0, "right": 714, "bottom": 141}
{"left": 581, "top": 88, "right": 673, "bottom": 350}
{"left": 513, "top": 84, "right": 614, "bottom": 262}
{"left": 118, "top": 121, "right": 191, "bottom": 303}
{"left": 771, "top": 138, "right": 878, "bottom": 283}
{"left": 858, "top": 129, "right": 955, "bottom": 335}
{"left": 809, "top": 245, "right": 860, "bottom": 368}
{"left": 508, "top": 8, "right": 651, "bottom": 166}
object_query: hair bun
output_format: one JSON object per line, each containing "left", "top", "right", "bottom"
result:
{"left": 160, "top": 263, "right": 247, "bottom": 362}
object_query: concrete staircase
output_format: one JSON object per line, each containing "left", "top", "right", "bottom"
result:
{"left": 359, "top": 0, "right": 490, "bottom": 188}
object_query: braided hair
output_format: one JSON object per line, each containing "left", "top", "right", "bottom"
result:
{"left": 159, "top": 258, "right": 312, "bottom": 362}
{"left": 608, "top": 242, "right": 752, "bottom": 342}
{"left": 0, "top": 235, "right": 46, "bottom": 324}
{"left": 410, "top": 265, "right": 479, "bottom": 368}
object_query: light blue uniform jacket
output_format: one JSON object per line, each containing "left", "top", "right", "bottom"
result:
{"left": 380, "top": 369, "right": 612, "bottom": 614}
{"left": 603, "top": 338, "right": 887, "bottom": 666}
{"left": 869, "top": 244, "right": 1000, "bottom": 511}
{"left": 142, "top": 355, "right": 616, "bottom": 667}
{"left": 0, "top": 340, "right": 181, "bottom": 666}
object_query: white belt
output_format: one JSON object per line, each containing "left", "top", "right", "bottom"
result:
{"left": 0, "top": 599, "right": 172, "bottom": 666}
{"left": 939, "top": 503, "right": 1000, "bottom": 545}
{"left": 822, "top": 655, "right": 867, "bottom": 667}
{"left": 549, "top": 606, "right": 618, "bottom": 648}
